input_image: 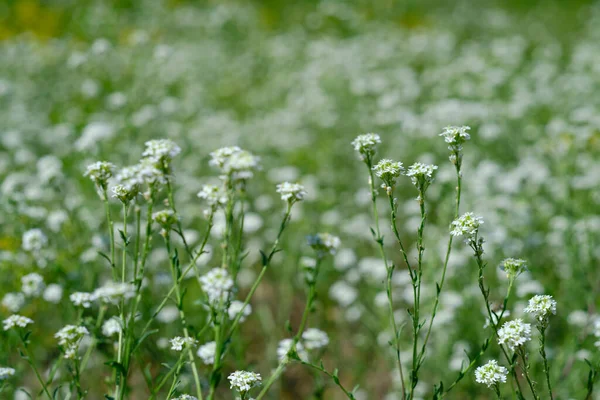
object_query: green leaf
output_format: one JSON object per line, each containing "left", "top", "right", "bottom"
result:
{"left": 132, "top": 329, "right": 159, "bottom": 353}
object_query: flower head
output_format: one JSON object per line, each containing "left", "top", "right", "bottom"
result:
{"left": 152, "top": 210, "right": 179, "bottom": 228}
{"left": 197, "top": 341, "right": 216, "bottom": 365}
{"left": 498, "top": 319, "right": 532, "bottom": 351}
{"left": 209, "top": 146, "right": 260, "bottom": 181}
{"left": 440, "top": 126, "right": 471, "bottom": 165}
{"left": 405, "top": 163, "right": 438, "bottom": 194}
{"left": 171, "top": 395, "right": 198, "bottom": 400}
{"left": 276, "top": 182, "right": 307, "bottom": 205}
{"left": 55, "top": 325, "right": 89, "bottom": 359}
{"left": 372, "top": 159, "right": 404, "bottom": 193}
{"left": 200, "top": 268, "right": 233, "bottom": 307}
{"left": 112, "top": 184, "right": 139, "bottom": 204}
{"left": 307, "top": 233, "right": 341, "bottom": 258}
{"left": 0, "top": 367, "right": 15, "bottom": 380}
{"left": 92, "top": 282, "right": 135, "bottom": 304}
{"left": 351, "top": 133, "right": 381, "bottom": 161}
{"left": 2, "top": 293, "right": 25, "bottom": 313}
{"left": 500, "top": 258, "right": 527, "bottom": 281}
{"left": 84, "top": 161, "right": 116, "bottom": 190}
{"left": 102, "top": 318, "right": 122, "bottom": 337}
{"left": 3, "top": 314, "right": 33, "bottom": 331}
{"left": 302, "top": 328, "right": 329, "bottom": 350}
{"left": 70, "top": 292, "right": 94, "bottom": 308}
{"left": 475, "top": 360, "right": 508, "bottom": 388}
{"left": 524, "top": 295, "right": 557, "bottom": 324}
{"left": 228, "top": 370, "right": 262, "bottom": 394}
{"left": 227, "top": 300, "right": 252, "bottom": 323}
{"left": 197, "top": 184, "right": 227, "bottom": 209}
{"left": 170, "top": 336, "right": 197, "bottom": 351}
{"left": 277, "top": 338, "right": 308, "bottom": 362}
{"left": 450, "top": 212, "right": 484, "bottom": 244}
{"left": 22, "top": 229, "right": 48, "bottom": 252}
{"left": 21, "top": 273, "right": 45, "bottom": 297}
{"left": 142, "top": 139, "right": 181, "bottom": 169}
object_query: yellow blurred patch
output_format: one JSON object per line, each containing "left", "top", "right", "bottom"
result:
{"left": 0, "top": 237, "right": 20, "bottom": 251}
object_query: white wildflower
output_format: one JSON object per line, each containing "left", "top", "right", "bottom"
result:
{"left": 228, "top": 370, "right": 262, "bottom": 394}
{"left": 21, "top": 273, "right": 45, "bottom": 297}
{"left": 524, "top": 295, "right": 557, "bottom": 323}
{"left": 197, "top": 184, "right": 227, "bottom": 208}
{"left": 84, "top": 161, "right": 116, "bottom": 190}
{"left": 171, "top": 395, "right": 198, "bottom": 400}
{"left": 277, "top": 338, "right": 308, "bottom": 362}
{"left": 302, "top": 328, "right": 329, "bottom": 350}
{"left": 405, "top": 163, "right": 438, "bottom": 193}
{"left": 55, "top": 325, "right": 89, "bottom": 359}
{"left": 351, "top": 133, "right": 381, "bottom": 161}
{"left": 227, "top": 300, "right": 252, "bottom": 323}
{"left": 475, "top": 360, "right": 508, "bottom": 387}
{"left": 197, "top": 341, "right": 216, "bottom": 365}
{"left": 498, "top": 319, "right": 532, "bottom": 351}
{"left": 142, "top": 139, "right": 181, "bottom": 167}
{"left": 276, "top": 182, "right": 307, "bottom": 204}
{"left": 307, "top": 233, "right": 341, "bottom": 257}
{"left": 70, "top": 292, "right": 94, "bottom": 308}
{"left": 200, "top": 268, "right": 234, "bottom": 307}
{"left": 450, "top": 212, "right": 484, "bottom": 243}
{"left": 92, "top": 282, "right": 135, "bottom": 304}
{"left": 500, "top": 258, "right": 527, "bottom": 281}
{"left": 0, "top": 367, "right": 15, "bottom": 380}
{"left": 2, "top": 293, "right": 25, "bottom": 312}
{"left": 102, "top": 318, "right": 122, "bottom": 337}
{"left": 170, "top": 336, "right": 197, "bottom": 351}
{"left": 3, "top": 314, "right": 33, "bottom": 331}
{"left": 43, "top": 284, "right": 63, "bottom": 304}
{"left": 22, "top": 229, "right": 48, "bottom": 252}
{"left": 372, "top": 159, "right": 404, "bottom": 192}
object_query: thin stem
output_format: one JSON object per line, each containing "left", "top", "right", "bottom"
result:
{"left": 418, "top": 168, "right": 462, "bottom": 364}
{"left": 20, "top": 336, "right": 52, "bottom": 399}
{"left": 115, "top": 203, "right": 129, "bottom": 400}
{"left": 299, "top": 361, "right": 356, "bottom": 399}
{"left": 365, "top": 158, "right": 406, "bottom": 399}
{"left": 539, "top": 325, "right": 553, "bottom": 400}
{"left": 517, "top": 347, "right": 539, "bottom": 400}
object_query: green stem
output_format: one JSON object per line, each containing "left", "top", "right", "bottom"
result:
{"left": 115, "top": 203, "right": 129, "bottom": 400}
{"left": 538, "top": 325, "right": 553, "bottom": 400}
{"left": 365, "top": 158, "right": 406, "bottom": 400}
{"left": 21, "top": 336, "right": 52, "bottom": 399}
{"left": 517, "top": 347, "right": 539, "bottom": 400}
{"left": 299, "top": 361, "right": 356, "bottom": 399}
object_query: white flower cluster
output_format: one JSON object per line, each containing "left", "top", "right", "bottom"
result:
{"left": 227, "top": 300, "right": 252, "bottom": 323}
{"left": 405, "top": 162, "right": 438, "bottom": 193}
{"left": 197, "top": 341, "right": 216, "bottom": 365}
{"left": 142, "top": 139, "right": 182, "bottom": 166}
{"left": 228, "top": 370, "right": 262, "bottom": 394}
{"left": 70, "top": 292, "right": 94, "bottom": 308}
{"left": 0, "top": 367, "right": 15, "bottom": 380}
{"left": 84, "top": 161, "right": 116, "bottom": 189}
{"left": 475, "top": 360, "right": 508, "bottom": 387}
{"left": 307, "top": 233, "right": 341, "bottom": 258}
{"left": 209, "top": 146, "right": 260, "bottom": 181}
{"left": 372, "top": 159, "right": 404, "bottom": 191}
{"left": 450, "top": 212, "right": 484, "bottom": 242}
{"left": 200, "top": 268, "right": 234, "bottom": 307}
{"left": 351, "top": 133, "right": 381, "bottom": 161}
{"left": 55, "top": 325, "right": 89, "bottom": 359}
{"left": 276, "top": 182, "right": 307, "bottom": 204}
{"left": 498, "top": 319, "right": 532, "bottom": 351}
{"left": 2, "top": 293, "right": 25, "bottom": 312}
{"left": 22, "top": 229, "right": 48, "bottom": 252}
{"left": 524, "top": 295, "right": 557, "bottom": 323}
{"left": 92, "top": 282, "right": 136, "bottom": 304}
{"left": 3, "top": 314, "right": 33, "bottom": 331}
{"left": 116, "top": 159, "right": 167, "bottom": 189}
{"left": 440, "top": 126, "right": 471, "bottom": 149}
{"left": 302, "top": 328, "right": 329, "bottom": 350}
{"left": 171, "top": 395, "right": 198, "bottom": 400}
{"left": 102, "top": 317, "right": 122, "bottom": 337}
{"left": 21, "top": 273, "right": 45, "bottom": 297}
{"left": 197, "top": 184, "right": 227, "bottom": 209}
{"left": 170, "top": 336, "right": 197, "bottom": 351}
{"left": 111, "top": 184, "right": 138, "bottom": 204}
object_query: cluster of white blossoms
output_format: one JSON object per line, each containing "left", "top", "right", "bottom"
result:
{"left": 405, "top": 162, "right": 438, "bottom": 193}
{"left": 209, "top": 146, "right": 260, "bottom": 181}
{"left": 450, "top": 212, "right": 484, "bottom": 243}
{"left": 92, "top": 282, "right": 136, "bottom": 304}
{"left": 171, "top": 395, "right": 198, "bottom": 400}
{"left": 0, "top": 367, "right": 15, "bottom": 380}
{"left": 170, "top": 336, "right": 197, "bottom": 351}
{"left": 55, "top": 325, "right": 89, "bottom": 359}
{"left": 152, "top": 209, "right": 179, "bottom": 228}
{"left": 70, "top": 292, "right": 95, "bottom": 308}
{"left": 498, "top": 319, "right": 532, "bottom": 351}
{"left": 475, "top": 360, "right": 508, "bottom": 387}
{"left": 83, "top": 161, "right": 115, "bottom": 189}
{"left": 197, "top": 184, "right": 227, "bottom": 209}
{"left": 200, "top": 268, "right": 234, "bottom": 306}
{"left": 439, "top": 126, "right": 471, "bottom": 149}
{"left": 302, "top": 328, "right": 330, "bottom": 350}
{"left": 307, "top": 233, "right": 341, "bottom": 258}
{"left": 116, "top": 159, "right": 167, "bottom": 189}
{"left": 500, "top": 258, "right": 528, "bottom": 281}
{"left": 3, "top": 314, "right": 34, "bottom": 331}
{"left": 142, "top": 139, "right": 182, "bottom": 167}
{"left": 277, "top": 338, "right": 308, "bottom": 362}
{"left": 111, "top": 184, "right": 138, "bottom": 205}
{"left": 372, "top": 159, "right": 404, "bottom": 191}
{"left": 228, "top": 370, "right": 262, "bottom": 394}
{"left": 2, "top": 293, "right": 25, "bottom": 313}
{"left": 275, "top": 182, "right": 307, "bottom": 205}
{"left": 102, "top": 317, "right": 122, "bottom": 337}
{"left": 21, "top": 273, "right": 45, "bottom": 297}
{"left": 197, "top": 341, "right": 216, "bottom": 365}
{"left": 524, "top": 295, "right": 557, "bottom": 323}
{"left": 227, "top": 300, "right": 252, "bottom": 323}
{"left": 351, "top": 133, "right": 381, "bottom": 161}
{"left": 22, "top": 229, "right": 48, "bottom": 252}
